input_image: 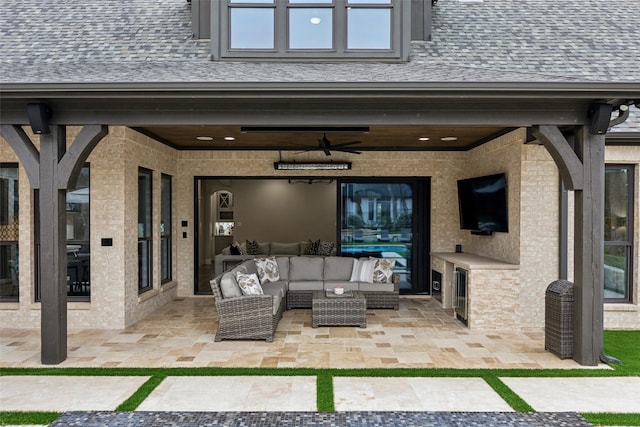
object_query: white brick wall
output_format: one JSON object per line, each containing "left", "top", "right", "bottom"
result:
{"left": 2, "top": 127, "right": 638, "bottom": 330}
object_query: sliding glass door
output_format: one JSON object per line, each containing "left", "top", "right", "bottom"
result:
{"left": 338, "top": 178, "right": 430, "bottom": 294}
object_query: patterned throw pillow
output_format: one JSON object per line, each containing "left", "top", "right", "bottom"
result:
{"left": 317, "top": 241, "right": 334, "bottom": 256}
{"left": 304, "top": 239, "right": 320, "bottom": 255}
{"left": 371, "top": 257, "right": 396, "bottom": 283}
{"left": 254, "top": 256, "right": 280, "bottom": 284}
{"left": 245, "top": 240, "right": 262, "bottom": 255}
{"left": 230, "top": 243, "right": 241, "bottom": 255}
{"left": 349, "top": 258, "right": 377, "bottom": 283}
{"left": 235, "top": 272, "right": 263, "bottom": 295}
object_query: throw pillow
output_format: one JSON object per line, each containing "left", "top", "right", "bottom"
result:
{"left": 304, "top": 239, "right": 320, "bottom": 255}
{"left": 230, "top": 244, "right": 241, "bottom": 255}
{"left": 245, "top": 240, "right": 262, "bottom": 255}
{"left": 349, "top": 258, "right": 377, "bottom": 283}
{"left": 235, "top": 272, "right": 264, "bottom": 296}
{"left": 371, "top": 257, "right": 396, "bottom": 283}
{"left": 254, "top": 256, "right": 280, "bottom": 284}
{"left": 317, "top": 241, "right": 334, "bottom": 256}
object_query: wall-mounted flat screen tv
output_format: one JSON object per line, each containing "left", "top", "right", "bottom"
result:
{"left": 457, "top": 173, "right": 508, "bottom": 234}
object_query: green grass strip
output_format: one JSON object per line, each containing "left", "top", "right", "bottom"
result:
{"left": 316, "top": 372, "right": 335, "bottom": 412}
{"left": 0, "top": 366, "right": 627, "bottom": 380}
{"left": 482, "top": 374, "right": 534, "bottom": 412}
{"left": 116, "top": 375, "right": 166, "bottom": 411}
{"left": 0, "top": 411, "right": 61, "bottom": 426}
{"left": 581, "top": 412, "right": 640, "bottom": 426}
{"left": 604, "top": 330, "right": 640, "bottom": 374}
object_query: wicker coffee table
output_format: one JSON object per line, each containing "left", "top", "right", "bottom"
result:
{"left": 312, "top": 290, "right": 367, "bottom": 328}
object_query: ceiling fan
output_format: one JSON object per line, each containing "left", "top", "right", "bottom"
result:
{"left": 301, "top": 133, "right": 363, "bottom": 156}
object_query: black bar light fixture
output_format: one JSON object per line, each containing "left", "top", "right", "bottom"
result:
{"left": 274, "top": 161, "right": 352, "bottom": 171}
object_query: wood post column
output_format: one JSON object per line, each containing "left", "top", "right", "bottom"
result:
{"left": 39, "top": 126, "right": 69, "bottom": 364}
{"left": 572, "top": 126, "right": 605, "bottom": 366}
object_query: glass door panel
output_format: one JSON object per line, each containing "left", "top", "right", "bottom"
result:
{"left": 339, "top": 180, "right": 427, "bottom": 293}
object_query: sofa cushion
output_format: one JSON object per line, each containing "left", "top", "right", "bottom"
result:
{"left": 276, "top": 256, "right": 290, "bottom": 281}
{"left": 349, "top": 258, "right": 376, "bottom": 283}
{"left": 270, "top": 242, "right": 300, "bottom": 255}
{"left": 371, "top": 257, "right": 396, "bottom": 283}
{"left": 240, "top": 259, "right": 259, "bottom": 275}
{"left": 358, "top": 281, "right": 395, "bottom": 292}
{"left": 324, "top": 256, "right": 354, "bottom": 281}
{"left": 261, "top": 280, "right": 288, "bottom": 298}
{"left": 258, "top": 242, "right": 270, "bottom": 255}
{"left": 235, "top": 272, "right": 264, "bottom": 295}
{"left": 261, "top": 285, "right": 284, "bottom": 315}
{"left": 288, "top": 280, "right": 324, "bottom": 291}
{"left": 254, "top": 256, "right": 280, "bottom": 284}
{"left": 290, "top": 256, "right": 324, "bottom": 281}
{"left": 219, "top": 271, "right": 243, "bottom": 298}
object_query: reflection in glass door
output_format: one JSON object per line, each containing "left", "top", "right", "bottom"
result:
{"left": 338, "top": 179, "right": 430, "bottom": 294}
{"left": 604, "top": 165, "right": 634, "bottom": 302}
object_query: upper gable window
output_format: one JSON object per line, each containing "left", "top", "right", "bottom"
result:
{"left": 213, "top": 0, "right": 408, "bottom": 61}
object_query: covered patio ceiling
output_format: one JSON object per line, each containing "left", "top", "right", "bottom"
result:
{"left": 132, "top": 124, "right": 513, "bottom": 151}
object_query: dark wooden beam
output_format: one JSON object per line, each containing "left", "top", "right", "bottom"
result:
{"left": 531, "top": 125, "right": 584, "bottom": 191}
{"left": 57, "top": 125, "right": 109, "bottom": 189}
{"left": 572, "top": 125, "right": 605, "bottom": 366}
{"left": 0, "top": 125, "right": 40, "bottom": 188}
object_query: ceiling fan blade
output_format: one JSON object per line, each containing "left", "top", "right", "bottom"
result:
{"left": 318, "top": 135, "right": 330, "bottom": 149}
{"left": 333, "top": 148, "right": 362, "bottom": 155}
{"left": 331, "top": 140, "right": 362, "bottom": 148}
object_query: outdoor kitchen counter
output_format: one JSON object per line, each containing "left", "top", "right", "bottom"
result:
{"left": 431, "top": 252, "right": 521, "bottom": 329}
{"left": 431, "top": 252, "right": 520, "bottom": 270}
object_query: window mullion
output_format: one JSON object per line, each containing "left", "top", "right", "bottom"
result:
{"left": 276, "top": 0, "right": 287, "bottom": 52}
{"left": 335, "top": 0, "right": 346, "bottom": 54}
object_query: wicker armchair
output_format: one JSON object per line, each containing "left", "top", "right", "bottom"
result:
{"left": 209, "top": 278, "right": 284, "bottom": 342}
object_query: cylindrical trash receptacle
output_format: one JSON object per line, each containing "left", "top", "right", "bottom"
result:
{"left": 545, "top": 280, "right": 574, "bottom": 359}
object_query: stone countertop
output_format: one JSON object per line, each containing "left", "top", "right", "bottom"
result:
{"left": 431, "top": 252, "right": 520, "bottom": 270}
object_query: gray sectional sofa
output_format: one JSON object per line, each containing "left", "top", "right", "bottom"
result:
{"left": 214, "top": 241, "right": 336, "bottom": 275}
{"left": 209, "top": 256, "right": 399, "bottom": 342}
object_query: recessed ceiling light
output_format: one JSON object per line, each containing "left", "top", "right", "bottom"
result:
{"left": 196, "top": 136, "right": 213, "bottom": 141}
{"left": 310, "top": 17, "right": 321, "bottom": 25}
{"left": 441, "top": 136, "right": 458, "bottom": 141}
{"left": 224, "top": 136, "right": 235, "bottom": 141}
{"left": 418, "top": 137, "right": 430, "bottom": 141}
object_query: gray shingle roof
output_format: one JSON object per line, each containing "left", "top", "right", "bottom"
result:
{"left": 1, "top": 0, "right": 639, "bottom": 84}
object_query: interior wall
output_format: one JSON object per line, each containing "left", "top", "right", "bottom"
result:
{"left": 202, "top": 179, "right": 337, "bottom": 253}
